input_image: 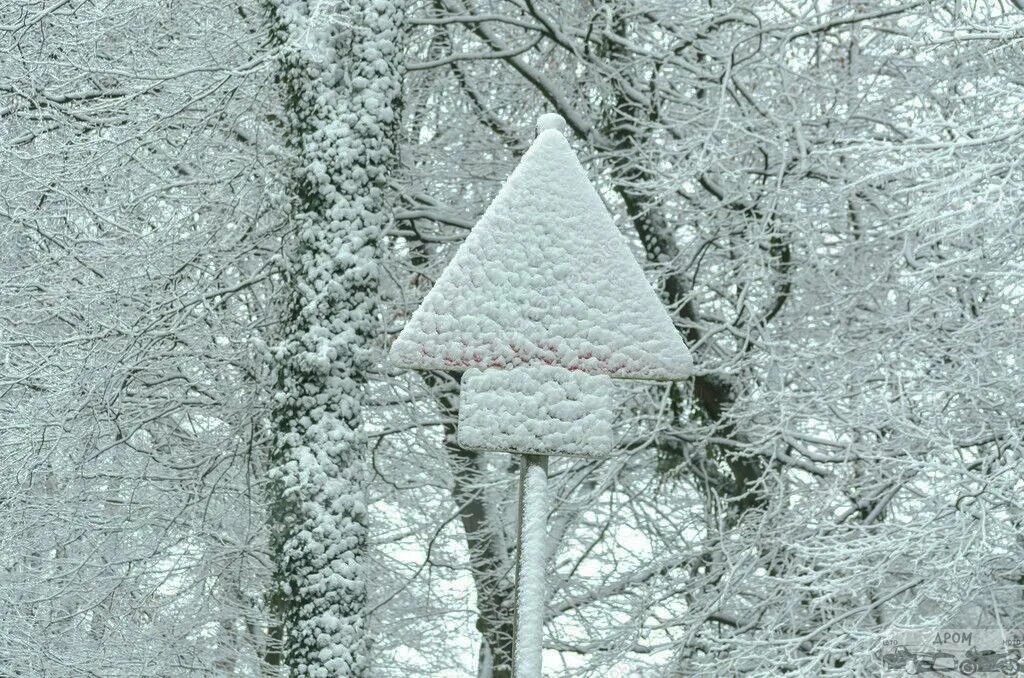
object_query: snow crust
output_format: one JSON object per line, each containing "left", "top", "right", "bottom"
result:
{"left": 390, "top": 127, "right": 693, "bottom": 380}
{"left": 457, "top": 365, "right": 614, "bottom": 456}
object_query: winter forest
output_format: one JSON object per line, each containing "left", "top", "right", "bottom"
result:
{"left": 2, "top": 0, "right": 1023, "bottom": 676}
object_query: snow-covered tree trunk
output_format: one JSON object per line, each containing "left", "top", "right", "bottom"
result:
{"left": 265, "top": 0, "right": 406, "bottom": 674}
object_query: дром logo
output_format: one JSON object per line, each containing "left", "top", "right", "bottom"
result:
{"left": 878, "top": 629, "right": 1023, "bottom": 675}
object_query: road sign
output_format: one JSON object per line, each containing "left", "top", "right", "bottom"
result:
{"left": 390, "top": 114, "right": 692, "bottom": 677}
{"left": 390, "top": 117, "right": 692, "bottom": 381}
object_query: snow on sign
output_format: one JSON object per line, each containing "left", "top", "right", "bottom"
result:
{"left": 389, "top": 114, "right": 692, "bottom": 381}
{"left": 391, "top": 114, "right": 692, "bottom": 456}
{"left": 391, "top": 114, "right": 692, "bottom": 678}
{"left": 458, "top": 365, "right": 615, "bottom": 457}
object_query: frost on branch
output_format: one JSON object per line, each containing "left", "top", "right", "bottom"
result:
{"left": 265, "top": 0, "right": 404, "bottom": 674}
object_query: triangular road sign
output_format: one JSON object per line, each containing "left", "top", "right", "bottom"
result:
{"left": 391, "top": 120, "right": 692, "bottom": 381}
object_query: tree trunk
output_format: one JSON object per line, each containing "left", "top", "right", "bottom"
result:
{"left": 265, "top": 0, "right": 406, "bottom": 674}
{"left": 429, "top": 374, "right": 516, "bottom": 677}
{"left": 598, "top": 12, "right": 768, "bottom": 520}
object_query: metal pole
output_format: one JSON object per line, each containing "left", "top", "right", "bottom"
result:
{"left": 512, "top": 453, "right": 549, "bottom": 677}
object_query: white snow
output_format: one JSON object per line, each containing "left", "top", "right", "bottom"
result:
{"left": 389, "top": 123, "right": 693, "bottom": 381}
{"left": 535, "top": 112, "right": 566, "bottom": 134}
{"left": 457, "top": 365, "right": 614, "bottom": 456}
{"left": 514, "top": 456, "right": 548, "bottom": 677}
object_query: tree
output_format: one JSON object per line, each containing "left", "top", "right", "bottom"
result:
{"left": 1, "top": 1, "right": 275, "bottom": 673}
{"left": 264, "top": 0, "right": 407, "bottom": 673}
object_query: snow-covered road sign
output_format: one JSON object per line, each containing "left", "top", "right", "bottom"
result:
{"left": 390, "top": 114, "right": 692, "bottom": 678}
{"left": 391, "top": 114, "right": 692, "bottom": 458}
{"left": 391, "top": 115, "right": 692, "bottom": 382}
{"left": 457, "top": 365, "right": 615, "bottom": 457}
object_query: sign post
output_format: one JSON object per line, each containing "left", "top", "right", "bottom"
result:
{"left": 513, "top": 453, "right": 548, "bottom": 676}
{"left": 390, "top": 114, "right": 693, "bottom": 677}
